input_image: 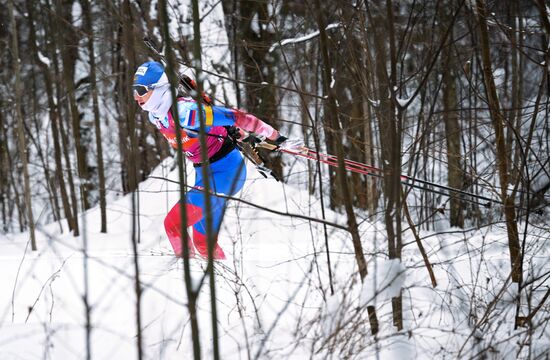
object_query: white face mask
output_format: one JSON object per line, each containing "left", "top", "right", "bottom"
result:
{"left": 140, "top": 73, "right": 173, "bottom": 119}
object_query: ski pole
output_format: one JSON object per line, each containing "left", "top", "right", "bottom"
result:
{"left": 296, "top": 146, "right": 503, "bottom": 205}
{"left": 258, "top": 142, "right": 506, "bottom": 208}
{"left": 286, "top": 147, "right": 494, "bottom": 207}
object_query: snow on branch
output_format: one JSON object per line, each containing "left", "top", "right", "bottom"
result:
{"left": 37, "top": 51, "right": 51, "bottom": 67}
{"left": 269, "top": 22, "right": 342, "bottom": 53}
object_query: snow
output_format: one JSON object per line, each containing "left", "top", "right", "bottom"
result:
{"left": 71, "top": 1, "right": 82, "bottom": 28}
{"left": 1, "top": 157, "right": 549, "bottom": 358}
{"left": 37, "top": 51, "right": 51, "bottom": 67}
{"left": 396, "top": 96, "right": 410, "bottom": 107}
{"left": 0, "top": 159, "right": 342, "bottom": 358}
{"left": 361, "top": 259, "right": 406, "bottom": 306}
{"left": 493, "top": 68, "right": 505, "bottom": 87}
{"left": 269, "top": 23, "right": 341, "bottom": 53}
{"left": 377, "top": 334, "right": 416, "bottom": 360}
{"left": 368, "top": 98, "right": 380, "bottom": 107}
{"left": 250, "top": 12, "right": 260, "bottom": 35}
{"left": 320, "top": 294, "right": 343, "bottom": 337}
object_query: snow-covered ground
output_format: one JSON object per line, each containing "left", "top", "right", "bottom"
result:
{"left": 1, "top": 158, "right": 548, "bottom": 359}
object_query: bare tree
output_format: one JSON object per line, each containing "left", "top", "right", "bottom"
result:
{"left": 365, "top": 0, "right": 404, "bottom": 330}
{"left": 313, "top": 0, "right": 379, "bottom": 335}
{"left": 121, "top": 0, "right": 143, "bottom": 358}
{"left": 82, "top": 0, "right": 108, "bottom": 233}
{"left": 56, "top": 0, "right": 91, "bottom": 211}
{"left": 25, "top": 0, "right": 74, "bottom": 232}
{"left": 8, "top": 0, "right": 36, "bottom": 250}
{"left": 50, "top": 0, "right": 80, "bottom": 236}
{"left": 475, "top": 0, "right": 522, "bottom": 285}
{"left": 442, "top": 13, "right": 465, "bottom": 228}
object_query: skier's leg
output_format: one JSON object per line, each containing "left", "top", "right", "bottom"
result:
{"left": 164, "top": 201, "right": 203, "bottom": 257}
{"left": 190, "top": 150, "right": 247, "bottom": 259}
{"left": 188, "top": 192, "right": 227, "bottom": 259}
{"left": 191, "top": 229, "right": 226, "bottom": 259}
{"left": 163, "top": 158, "right": 228, "bottom": 258}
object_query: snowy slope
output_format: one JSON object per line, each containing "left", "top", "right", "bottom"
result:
{"left": 0, "top": 159, "right": 347, "bottom": 359}
{"left": 1, "top": 157, "right": 549, "bottom": 359}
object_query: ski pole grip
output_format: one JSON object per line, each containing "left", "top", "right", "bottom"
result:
{"left": 255, "top": 142, "right": 278, "bottom": 151}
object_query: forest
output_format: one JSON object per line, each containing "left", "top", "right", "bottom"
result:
{"left": 1, "top": 0, "right": 549, "bottom": 359}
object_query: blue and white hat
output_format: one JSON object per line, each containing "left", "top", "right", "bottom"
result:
{"left": 134, "top": 61, "right": 165, "bottom": 86}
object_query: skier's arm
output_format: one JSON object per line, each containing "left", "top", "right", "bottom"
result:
{"left": 176, "top": 99, "right": 286, "bottom": 143}
{"left": 232, "top": 109, "right": 280, "bottom": 141}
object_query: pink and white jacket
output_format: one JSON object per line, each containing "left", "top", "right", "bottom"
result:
{"left": 149, "top": 98, "right": 278, "bottom": 164}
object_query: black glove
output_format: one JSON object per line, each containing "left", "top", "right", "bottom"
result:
{"left": 227, "top": 126, "right": 264, "bottom": 144}
{"left": 272, "top": 135, "right": 287, "bottom": 146}
{"left": 226, "top": 126, "right": 242, "bottom": 140}
{"left": 244, "top": 134, "right": 264, "bottom": 145}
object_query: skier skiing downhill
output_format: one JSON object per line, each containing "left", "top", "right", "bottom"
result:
{"left": 133, "top": 61, "right": 286, "bottom": 259}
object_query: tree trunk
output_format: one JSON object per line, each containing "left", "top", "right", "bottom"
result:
{"left": 54, "top": 0, "right": 90, "bottom": 211}
{"left": 158, "top": 0, "right": 206, "bottom": 357}
{"left": 189, "top": 0, "right": 222, "bottom": 356}
{"left": 221, "top": 0, "right": 242, "bottom": 108}
{"left": 25, "top": 0, "right": 66, "bottom": 229}
{"left": 0, "top": 110, "right": 16, "bottom": 233}
{"left": 314, "top": 0, "right": 378, "bottom": 335}
{"left": 121, "top": 1, "right": 143, "bottom": 358}
{"left": 476, "top": 0, "right": 521, "bottom": 283}
{"left": 114, "top": 21, "right": 132, "bottom": 194}
{"left": 442, "top": 31, "right": 464, "bottom": 228}
{"left": 357, "top": 10, "right": 380, "bottom": 217}
{"left": 367, "top": 0, "right": 403, "bottom": 330}
{"left": 238, "top": 0, "right": 282, "bottom": 175}
{"left": 82, "top": 0, "right": 108, "bottom": 233}
{"left": 8, "top": 0, "right": 36, "bottom": 250}
{"left": 28, "top": 73, "right": 61, "bottom": 224}
{"left": 51, "top": 0, "right": 80, "bottom": 236}
{"left": 36, "top": 0, "right": 75, "bottom": 232}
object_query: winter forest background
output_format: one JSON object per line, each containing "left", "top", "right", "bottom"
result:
{"left": 1, "top": 0, "right": 549, "bottom": 359}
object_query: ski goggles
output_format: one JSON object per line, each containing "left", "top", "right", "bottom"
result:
{"left": 132, "top": 84, "right": 154, "bottom": 96}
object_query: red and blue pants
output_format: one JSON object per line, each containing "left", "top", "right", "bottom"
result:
{"left": 164, "top": 148, "right": 246, "bottom": 259}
